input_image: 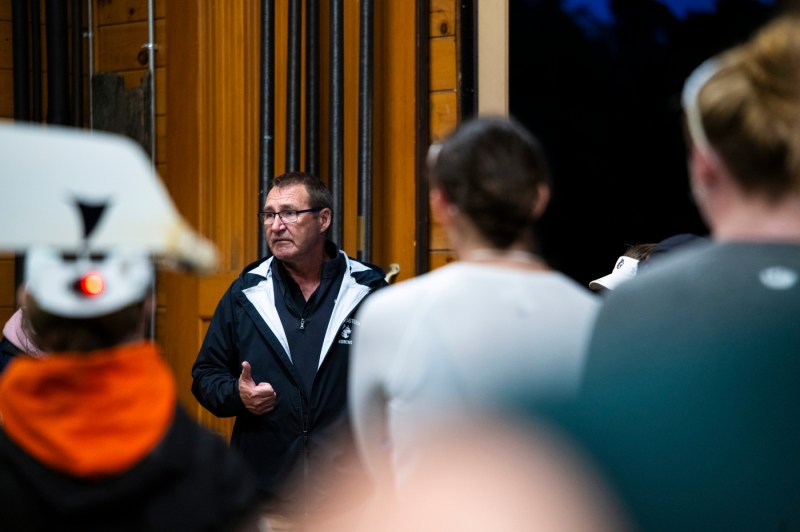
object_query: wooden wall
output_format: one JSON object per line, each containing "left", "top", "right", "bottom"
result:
{"left": 0, "top": 0, "right": 465, "bottom": 441}
{"left": 428, "top": 0, "right": 459, "bottom": 269}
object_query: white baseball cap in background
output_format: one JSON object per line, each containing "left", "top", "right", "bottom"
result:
{"left": 589, "top": 256, "right": 639, "bottom": 292}
{"left": 0, "top": 121, "right": 219, "bottom": 318}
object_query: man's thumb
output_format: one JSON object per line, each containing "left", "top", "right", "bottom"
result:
{"left": 240, "top": 361, "right": 253, "bottom": 382}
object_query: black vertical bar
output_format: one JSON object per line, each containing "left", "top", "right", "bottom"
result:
{"left": 415, "top": 0, "right": 431, "bottom": 275}
{"left": 286, "top": 0, "right": 302, "bottom": 172}
{"left": 329, "top": 0, "right": 344, "bottom": 246}
{"left": 459, "top": 0, "right": 477, "bottom": 120}
{"left": 12, "top": 0, "right": 30, "bottom": 122}
{"left": 357, "top": 0, "right": 373, "bottom": 262}
{"left": 72, "top": 0, "right": 83, "bottom": 128}
{"left": 12, "top": 0, "right": 31, "bottom": 292}
{"left": 259, "top": 0, "right": 276, "bottom": 258}
{"left": 30, "top": 0, "right": 42, "bottom": 122}
{"left": 45, "top": 0, "right": 71, "bottom": 125}
{"left": 305, "top": 0, "right": 320, "bottom": 176}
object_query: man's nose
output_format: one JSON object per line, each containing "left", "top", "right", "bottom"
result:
{"left": 268, "top": 215, "right": 286, "bottom": 230}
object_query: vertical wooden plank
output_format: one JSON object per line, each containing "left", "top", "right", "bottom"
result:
{"left": 0, "top": 257, "right": 15, "bottom": 308}
{"left": 0, "top": 69, "right": 12, "bottom": 117}
{"left": 430, "top": 36, "right": 456, "bottom": 92}
{"left": 164, "top": 0, "right": 261, "bottom": 416}
{"left": 430, "top": 0, "right": 455, "bottom": 38}
{"left": 370, "top": 2, "right": 418, "bottom": 280}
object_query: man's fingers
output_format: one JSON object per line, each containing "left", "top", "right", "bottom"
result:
{"left": 253, "top": 382, "right": 275, "bottom": 394}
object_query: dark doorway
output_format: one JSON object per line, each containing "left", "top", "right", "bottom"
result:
{"left": 510, "top": 0, "right": 784, "bottom": 288}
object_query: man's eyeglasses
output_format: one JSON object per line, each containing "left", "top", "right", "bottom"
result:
{"left": 259, "top": 207, "right": 323, "bottom": 225}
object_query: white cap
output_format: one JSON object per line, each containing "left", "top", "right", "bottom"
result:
{"left": 25, "top": 247, "right": 154, "bottom": 318}
{"left": 0, "top": 122, "right": 219, "bottom": 318}
{"left": 589, "top": 256, "right": 639, "bottom": 291}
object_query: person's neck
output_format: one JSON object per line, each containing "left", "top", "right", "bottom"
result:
{"left": 280, "top": 246, "right": 328, "bottom": 300}
{"left": 458, "top": 242, "right": 548, "bottom": 271}
{"left": 712, "top": 194, "right": 800, "bottom": 244}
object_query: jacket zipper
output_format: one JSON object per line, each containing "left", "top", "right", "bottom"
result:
{"left": 302, "top": 395, "right": 310, "bottom": 520}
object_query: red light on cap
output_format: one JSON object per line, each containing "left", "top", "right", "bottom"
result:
{"left": 78, "top": 272, "right": 105, "bottom": 296}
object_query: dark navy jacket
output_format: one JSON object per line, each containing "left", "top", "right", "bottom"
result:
{"left": 191, "top": 249, "right": 387, "bottom": 516}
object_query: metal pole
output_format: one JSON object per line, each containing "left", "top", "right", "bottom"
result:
{"left": 44, "top": 0, "right": 71, "bottom": 125}
{"left": 72, "top": 0, "right": 83, "bottom": 128}
{"left": 329, "top": 0, "right": 344, "bottom": 246}
{"left": 357, "top": 0, "right": 373, "bottom": 262}
{"left": 305, "top": 0, "right": 320, "bottom": 176}
{"left": 415, "top": 0, "right": 432, "bottom": 275}
{"left": 86, "top": 0, "right": 94, "bottom": 129}
{"left": 12, "top": 0, "right": 30, "bottom": 292}
{"left": 146, "top": 0, "right": 157, "bottom": 168}
{"left": 30, "top": 0, "right": 42, "bottom": 122}
{"left": 145, "top": 0, "right": 157, "bottom": 340}
{"left": 259, "top": 0, "right": 276, "bottom": 258}
{"left": 286, "top": 0, "right": 302, "bottom": 172}
{"left": 11, "top": 0, "right": 30, "bottom": 122}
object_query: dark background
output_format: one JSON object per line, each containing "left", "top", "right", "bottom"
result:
{"left": 509, "top": 0, "right": 786, "bottom": 288}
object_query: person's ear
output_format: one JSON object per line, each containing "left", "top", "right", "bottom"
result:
{"left": 318, "top": 207, "right": 332, "bottom": 233}
{"left": 689, "top": 145, "right": 720, "bottom": 206}
{"left": 430, "top": 186, "right": 455, "bottom": 226}
{"left": 532, "top": 183, "right": 551, "bottom": 219}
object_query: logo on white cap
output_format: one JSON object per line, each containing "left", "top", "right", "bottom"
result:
{"left": 590, "top": 256, "right": 640, "bottom": 291}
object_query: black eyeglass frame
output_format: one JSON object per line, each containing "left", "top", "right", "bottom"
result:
{"left": 258, "top": 207, "right": 323, "bottom": 224}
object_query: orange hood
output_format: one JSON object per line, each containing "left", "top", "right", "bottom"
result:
{"left": 0, "top": 341, "right": 176, "bottom": 477}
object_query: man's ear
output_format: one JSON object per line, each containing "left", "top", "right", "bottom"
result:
{"left": 318, "top": 207, "right": 332, "bottom": 233}
{"left": 532, "top": 183, "right": 551, "bottom": 219}
{"left": 430, "top": 186, "right": 455, "bottom": 226}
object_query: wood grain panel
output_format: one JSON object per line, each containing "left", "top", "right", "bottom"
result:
{"left": 430, "top": 215, "right": 452, "bottom": 251}
{"left": 164, "top": 0, "right": 261, "bottom": 418}
{"left": 120, "top": 65, "right": 165, "bottom": 114}
{"left": 428, "top": 0, "right": 461, "bottom": 269}
{"left": 156, "top": 114, "right": 165, "bottom": 164}
{"left": 95, "top": 0, "right": 165, "bottom": 25}
{"left": 342, "top": 0, "right": 361, "bottom": 258}
{"left": 372, "top": 1, "right": 418, "bottom": 281}
{"left": 0, "top": 21, "right": 11, "bottom": 66}
{"left": 429, "top": 250, "right": 457, "bottom": 270}
{"left": 95, "top": 18, "right": 166, "bottom": 72}
{"left": 0, "top": 0, "right": 10, "bottom": 20}
{"left": 430, "top": 36, "right": 456, "bottom": 92}
{"left": 0, "top": 257, "right": 15, "bottom": 307}
{"left": 198, "top": 274, "right": 237, "bottom": 318}
{"left": 430, "top": 90, "right": 458, "bottom": 142}
{"left": 161, "top": 271, "right": 198, "bottom": 412}
{"left": 0, "top": 69, "right": 11, "bottom": 117}
{"left": 154, "top": 306, "right": 166, "bottom": 352}
{"left": 166, "top": 0, "right": 260, "bottom": 273}
{"left": 0, "top": 307, "right": 13, "bottom": 334}
{"left": 430, "top": 0, "right": 456, "bottom": 38}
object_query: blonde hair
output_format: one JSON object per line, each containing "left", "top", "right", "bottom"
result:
{"left": 698, "top": 15, "right": 800, "bottom": 201}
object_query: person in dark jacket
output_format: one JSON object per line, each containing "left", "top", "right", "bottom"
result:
{"left": 192, "top": 172, "right": 388, "bottom": 530}
{"left": 0, "top": 123, "right": 263, "bottom": 532}
{"left": 0, "top": 249, "right": 262, "bottom": 532}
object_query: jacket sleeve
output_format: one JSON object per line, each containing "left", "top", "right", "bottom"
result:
{"left": 191, "top": 284, "right": 247, "bottom": 417}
